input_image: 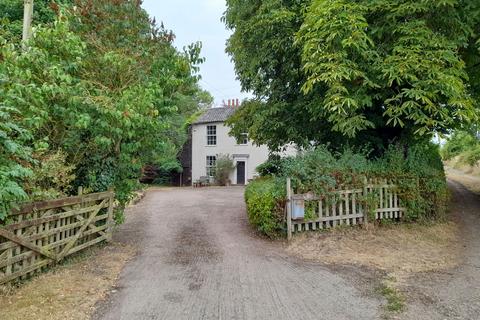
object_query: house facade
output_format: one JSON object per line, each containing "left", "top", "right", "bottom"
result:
{"left": 191, "top": 100, "right": 270, "bottom": 185}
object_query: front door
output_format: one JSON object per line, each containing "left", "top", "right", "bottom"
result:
{"left": 236, "top": 161, "right": 246, "bottom": 185}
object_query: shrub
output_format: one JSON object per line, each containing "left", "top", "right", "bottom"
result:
{"left": 244, "top": 177, "right": 285, "bottom": 237}
{"left": 214, "top": 154, "right": 235, "bottom": 186}
{"left": 256, "top": 154, "right": 286, "bottom": 177}
{"left": 248, "top": 143, "right": 448, "bottom": 236}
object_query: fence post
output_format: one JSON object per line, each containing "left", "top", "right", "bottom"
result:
{"left": 286, "top": 178, "right": 292, "bottom": 242}
{"left": 106, "top": 189, "right": 114, "bottom": 242}
{"left": 363, "top": 177, "right": 368, "bottom": 225}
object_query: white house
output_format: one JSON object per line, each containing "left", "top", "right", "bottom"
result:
{"left": 191, "top": 100, "right": 271, "bottom": 185}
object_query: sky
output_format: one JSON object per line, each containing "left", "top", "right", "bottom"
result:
{"left": 142, "top": 0, "right": 251, "bottom": 106}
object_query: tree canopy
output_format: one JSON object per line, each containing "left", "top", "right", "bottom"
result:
{"left": 224, "top": 0, "right": 480, "bottom": 152}
{"left": 0, "top": 0, "right": 211, "bottom": 220}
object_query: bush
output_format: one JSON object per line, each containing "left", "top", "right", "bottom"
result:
{"left": 214, "top": 154, "right": 235, "bottom": 186}
{"left": 248, "top": 143, "right": 448, "bottom": 236}
{"left": 256, "top": 154, "right": 286, "bottom": 177}
{"left": 244, "top": 177, "right": 286, "bottom": 237}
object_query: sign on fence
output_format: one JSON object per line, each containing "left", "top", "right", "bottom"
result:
{"left": 0, "top": 190, "right": 114, "bottom": 285}
{"left": 286, "top": 178, "right": 406, "bottom": 240}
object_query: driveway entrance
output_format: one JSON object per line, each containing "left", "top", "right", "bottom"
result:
{"left": 93, "top": 187, "right": 380, "bottom": 320}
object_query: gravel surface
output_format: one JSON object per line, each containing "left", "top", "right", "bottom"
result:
{"left": 400, "top": 172, "right": 480, "bottom": 320}
{"left": 93, "top": 187, "right": 382, "bottom": 320}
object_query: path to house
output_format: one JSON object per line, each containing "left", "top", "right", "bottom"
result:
{"left": 93, "top": 187, "right": 382, "bottom": 320}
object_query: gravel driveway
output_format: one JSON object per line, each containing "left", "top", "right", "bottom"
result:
{"left": 93, "top": 187, "right": 381, "bottom": 320}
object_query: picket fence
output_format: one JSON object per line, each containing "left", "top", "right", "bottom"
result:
{"left": 286, "top": 178, "right": 406, "bottom": 240}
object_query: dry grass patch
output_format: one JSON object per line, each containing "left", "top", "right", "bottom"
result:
{"left": 0, "top": 243, "right": 135, "bottom": 320}
{"left": 287, "top": 222, "right": 462, "bottom": 281}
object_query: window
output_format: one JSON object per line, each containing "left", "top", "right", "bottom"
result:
{"left": 207, "top": 125, "right": 217, "bottom": 145}
{"left": 206, "top": 155, "right": 216, "bottom": 177}
{"left": 236, "top": 133, "right": 248, "bottom": 145}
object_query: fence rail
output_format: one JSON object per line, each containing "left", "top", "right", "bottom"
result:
{"left": 0, "top": 190, "right": 114, "bottom": 285}
{"left": 286, "top": 178, "right": 406, "bottom": 240}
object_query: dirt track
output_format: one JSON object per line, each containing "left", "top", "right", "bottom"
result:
{"left": 93, "top": 187, "right": 382, "bottom": 320}
{"left": 400, "top": 171, "right": 480, "bottom": 320}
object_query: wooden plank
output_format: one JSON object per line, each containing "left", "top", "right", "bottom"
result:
{"left": 0, "top": 251, "right": 35, "bottom": 269}
{"left": 375, "top": 208, "right": 406, "bottom": 213}
{"left": 6, "top": 202, "right": 109, "bottom": 231}
{"left": 292, "top": 213, "right": 364, "bottom": 224}
{"left": 0, "top": 259, "right": 50, "bottom": 285}
{"left": 66, "top": 234, "right": 107, "bottom": 256}
{"left": 286, "top": 178, "right": 293, "bottom": 241}
{"left": 0, "top": 214, "right": 108, "bottom": 252}
{"left": 11, "top": 191, "right": 113, "bottom": 216}
{"left": 106, "top": 192, "right": 114, "bottom": 242}
{"left": 0, "top": 229, "right": 56, "bottom": 260}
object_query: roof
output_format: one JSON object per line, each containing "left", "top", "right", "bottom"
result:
{"left": 193, "top": 107, "right": 238, "bottom": 124}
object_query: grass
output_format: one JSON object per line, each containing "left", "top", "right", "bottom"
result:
{"left": 377, "top": 282, "right": 405, "bottom": 313}
{"left": 0, "top": 243, "right": 135, "bottom": 320}
{"left": 287, "top": 221, "right": 461, "bottom": 280}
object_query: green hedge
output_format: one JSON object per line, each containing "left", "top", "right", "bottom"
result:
{"left": 246, "top": 144, "right": 448, "bottom": 237}
{"left": 244, "top": 177, "right": 285, "bottom": 238}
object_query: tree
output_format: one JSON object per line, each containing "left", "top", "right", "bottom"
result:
{"left": 0, "top": 0, "right": 211, "bottom": 220}
{"left": 0, "top": 0, "right": 73, "bottom": 41}
{"left": 214, "top": 154, "right": 235, "bottom": 185}
{"left": 224, "top": 0, "right": 480, "bottom": 153}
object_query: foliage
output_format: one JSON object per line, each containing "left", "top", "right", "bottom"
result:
{"left": 256, "top": 154, "right": 285, "bottom": 177}
{"left": 252, "top": 144, "right": 447, "bottom": 228}
{"left": 0, "top": 1, "right": 211, "bottom": 220}
{"left": 441, "top": 131, "right": 479, "bottom": 160}
{"left": 244, "top": 177, "right": 286, "bottom": 237}
{"left": 214, "top": 154, "right": 235, "bottom": 186}
{"left": 0, "top": 0, "right": 73, "bottom": 41}
{"left": 0, "top": 103, "right": 32, "bottom": 220}
{"left": 23, "top": 150, "right": 76, "bottom": 200}
{"left": 224, "top": 0, "right": 480, "bottom": 153}
{"left": 440, "top": 130, "right": 480, "bottom": 167}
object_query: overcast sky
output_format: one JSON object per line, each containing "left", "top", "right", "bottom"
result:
{"left": 142, "top": 0, "right": 251, "bottom": 106}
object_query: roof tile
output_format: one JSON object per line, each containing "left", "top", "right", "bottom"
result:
{"left": 193, "top": 107, "right": 237, "bottom": 124}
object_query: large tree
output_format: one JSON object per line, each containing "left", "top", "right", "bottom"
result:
{"left": 0, "top": 0, "right": 211, "bottom": 219}
{"left": 224, "top": 0, "right": 480, "bottom": 153}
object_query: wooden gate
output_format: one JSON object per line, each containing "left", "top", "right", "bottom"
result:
{"left": 0, "top": 190, "right": 114, "bottom": 285}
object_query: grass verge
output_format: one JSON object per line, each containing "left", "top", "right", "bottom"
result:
{"left": 0, "top": 243, "right": 135, "bottom": 320}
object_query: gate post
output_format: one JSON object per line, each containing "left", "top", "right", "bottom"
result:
{"left": 106, "top": 189, "right": 114, "bottom": 242}
{"left": 286, "top": 178, "right": 292, "bottom": 241}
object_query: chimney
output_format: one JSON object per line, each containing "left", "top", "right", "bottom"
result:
{"left": 236, "top": 99, "right": 239, "bottom": 107}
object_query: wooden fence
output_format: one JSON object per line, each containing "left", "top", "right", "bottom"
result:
{"left": 286, "top": 178, "right": 406, "bottom": 240}
{"left": 0, "top": 190, "right": 114, "bottom": 285}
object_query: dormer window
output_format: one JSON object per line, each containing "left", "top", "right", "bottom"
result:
{"left": 207, "top": 125, "right": 217, "bottom": 145}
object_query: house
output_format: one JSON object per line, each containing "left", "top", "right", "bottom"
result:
{"left": 190, "top": 99, "right": 270, "bottom": 185}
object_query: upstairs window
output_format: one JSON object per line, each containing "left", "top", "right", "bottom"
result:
{"left": 206, "top": 155, "right": 216, "bottom": 177}
{"left": 236, "top": 133, "right": 248, "bottom": 145}
{"left": 207, "top": 125, "right": 217, "bottom": 145}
